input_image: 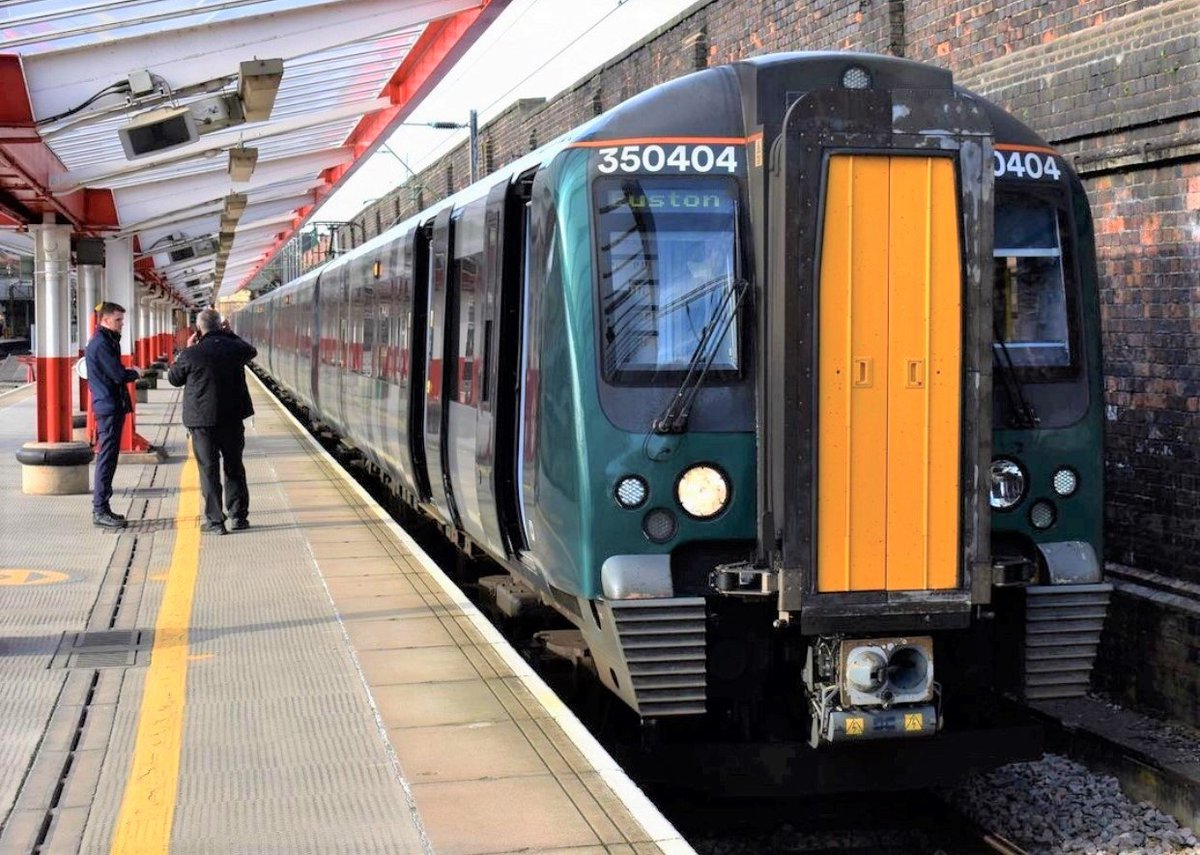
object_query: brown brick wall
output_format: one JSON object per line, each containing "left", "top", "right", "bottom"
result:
{"left": 1096, "top": 581, "right": 1200, "bottom": 725}
{"left": 345, "top": 0, "right": 1200, "bottom": 718}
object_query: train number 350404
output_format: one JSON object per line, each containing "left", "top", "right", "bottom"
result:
{"left": 994, "top": 149, "right": 1062, "bottom": 181}
{"left": 596, "top": 144, "right": 739, "bottom": 174}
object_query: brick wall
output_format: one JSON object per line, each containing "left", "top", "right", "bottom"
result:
{"left": 1096, "top": 571, "right": 1200, "bottom": 725}
{"left": 347, "top": 0, "right": 1200, "bottom": 720}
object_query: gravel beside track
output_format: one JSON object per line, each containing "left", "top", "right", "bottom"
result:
{"left": 947, "top": 754, "right": 1199, "bottom": 854}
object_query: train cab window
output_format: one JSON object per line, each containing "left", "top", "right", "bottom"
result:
{"left": 595, "top": 177, "right": 741, "bottom": 383}
{"left": 993, "top": 197, "right": 1076, "bottom": 378}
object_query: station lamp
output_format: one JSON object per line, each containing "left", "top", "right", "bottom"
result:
{"left": 223, "top": 193, "right": 248, "bottom": 218}
{"left": 238, "top": 59, "right": 284, "bottom": 123}
{"left": 228, "top": 146, "right": 259, "bottom": 182}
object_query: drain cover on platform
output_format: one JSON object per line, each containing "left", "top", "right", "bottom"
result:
{"left": 52, "top": 629, "right": 152, "bottom": 669}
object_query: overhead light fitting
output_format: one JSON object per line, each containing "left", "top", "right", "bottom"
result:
{"left": 238, "top": 59, "right": 284, "bottom": 123}
{"left": 228, "top": 146, "right": 259, "bottom": 182}
{"left": 117, "top": 106, "right": 198, "bottom": 159}
{"left": 224, "top": 193, "right": 248, "bottom": 218}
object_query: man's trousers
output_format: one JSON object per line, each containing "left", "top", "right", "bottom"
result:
{"left": 190, "top": 422, "right": 249, "bottom": 526}
{"left": 93, "top": 411, "right": 126, "bottom": 513}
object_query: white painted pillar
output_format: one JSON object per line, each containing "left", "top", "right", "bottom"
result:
{"left": 103, "top": 237, "right": 146, "bottom": 452}
{"left": 78, "top": 263, "right": 100, "bottom": 413}
{"left": 31, "top": 222, "right": 73, "bottom": 443}
{"left": 139, "top": 293, "right": 155, "bottom": 369}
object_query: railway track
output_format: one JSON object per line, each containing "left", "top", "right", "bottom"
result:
{"left": 651, "top": 790, "right": 1030, "bottom": 855}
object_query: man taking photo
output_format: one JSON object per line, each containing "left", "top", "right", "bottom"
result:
{"left": 168, "top": 308, "right": 257, "bottom": 535}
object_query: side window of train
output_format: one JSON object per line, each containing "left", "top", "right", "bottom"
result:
{"left": 993, "top": 192, "right": 1080, "bottom": 380}
{"left": 360, "top": 279, "right": 375, "bottom": 378}
{"left": 340, "top": 273, "right": 350, "bottom": 369}
{"left": 376, "top": 278, "right": 391, "bottom": 382}
{"left": 454, "top": 201, "right": 486, "bottom": 406}
{"left": 321, "top": 280, "right": 335, "bottom": 366}
{"left": 399, "top": 238, "right": 412, "bottom": 383}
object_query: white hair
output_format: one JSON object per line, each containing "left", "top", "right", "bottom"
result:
{"left": 196, "top": 308, "right": 222, "bottom": 333}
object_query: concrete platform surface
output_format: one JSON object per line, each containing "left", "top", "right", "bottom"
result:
{"left": 0, "top": 376, "right": 690, "bottom": 854}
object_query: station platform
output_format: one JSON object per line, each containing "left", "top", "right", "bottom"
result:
{"left": 0, "top": 377, "right": 690, "bottom": 854}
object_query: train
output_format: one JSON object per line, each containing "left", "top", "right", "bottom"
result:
{"left": 238, "top": 52, "right": 1110, "bottom": 778}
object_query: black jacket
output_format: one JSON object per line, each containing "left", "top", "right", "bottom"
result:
{"left": 85, "top": 326, "right": 139, "bottom": 415}
{"left": 167, "top": 329, "right": 258, "bottom": 428}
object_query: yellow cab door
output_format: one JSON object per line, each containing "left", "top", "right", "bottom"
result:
{"left": 816, "top": 154, "right": 962, "bottom": 593}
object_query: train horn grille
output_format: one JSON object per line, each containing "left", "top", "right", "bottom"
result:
{"left": 609, "top": 598, "right": 707, "bottom": 716}
{"left": 1022, "top": 583, "right": 1113, "bottom": 700}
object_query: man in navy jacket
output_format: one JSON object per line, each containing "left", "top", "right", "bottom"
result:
{"left": 85, "top": 302, "right": 140, "bottom": 529}
{"left": 168, "top": 308, "right": 257, "bottom": 535}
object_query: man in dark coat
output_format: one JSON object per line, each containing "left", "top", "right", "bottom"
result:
{"left": 168, "top": 308, "right": 257, "bottom": 535}
{"left": 85, "top": 301, "right": 141, "bottom": 529}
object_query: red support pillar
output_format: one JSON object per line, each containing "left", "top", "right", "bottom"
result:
{"left": 32, "top": 223, "right": 73, "bottom": 443}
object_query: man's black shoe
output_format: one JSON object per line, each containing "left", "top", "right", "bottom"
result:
{"left": 93, "top": 511, "right": 128, "bottom": 529}
{"left": 104, "top": 508, "right": 127, "bottom": 521}
{"left": 200, "top": 521, "right": 227, "bottom": 535}
{"left": 231, "top": 519, "right": 250, "bottom": 531}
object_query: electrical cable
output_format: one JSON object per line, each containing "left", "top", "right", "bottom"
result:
{"left": 36, "top": 81, "right": 131, "bottom": 126}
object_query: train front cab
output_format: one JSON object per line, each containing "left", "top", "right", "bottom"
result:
{"left": 759, "top": 60, "right": 991, "bottom": 745}
{"left": 750, "top": 57, "right": 1109, "bottom": 747}
{"left": 984, "top": 109, "right": 1110, "bottom": 705}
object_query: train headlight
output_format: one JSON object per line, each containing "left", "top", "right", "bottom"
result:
{"left": 614, "top": 475, "right": 648, "bottom": 509}
{"left": 1052, "top": 467, "right": 1078, "bottom": 497}
{"left": 990, "top": 458, "right": 1026, "bottom": 510}
{"left": 676, "top": 464, "right": 729, "bottom": 519}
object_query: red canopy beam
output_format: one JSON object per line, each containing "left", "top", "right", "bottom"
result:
{"left": 236, "top": 0, "right": 509, "bottom": 291}
{"left": 0, "top": 55, "right": 118, "bottom": 231}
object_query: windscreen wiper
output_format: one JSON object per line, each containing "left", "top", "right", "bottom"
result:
{"left": 652, "top": 277, "right": 749, "bottom": 434}
{"left": 992, "top": 321, "right": 1039, "bottom": 428}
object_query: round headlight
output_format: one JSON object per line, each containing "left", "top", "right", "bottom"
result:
{"left": 990, "top": 458, "right": 1026, "bottom": 510}
{"left": 1053, "top": 467, "right": 1078, "bottom": 497}
{"left": 643, "top": 508, "right": 677, "bottom": 543}
{"left": 1030, "top": 500, "right": 1057, "bottom": 530}
{"left": 676, "top": 464, "right": 729, "bottom": 519}
{"left": 614, "top": 475, "right": 648, "bottom": 509}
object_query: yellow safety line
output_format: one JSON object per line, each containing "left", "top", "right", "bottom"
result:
{"left": 111, "top": 442, "right": 201, "bottom": 854}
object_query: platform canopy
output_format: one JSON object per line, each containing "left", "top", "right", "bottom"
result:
{"left": 0, "top": 0, "right": 507, "bottom": 306}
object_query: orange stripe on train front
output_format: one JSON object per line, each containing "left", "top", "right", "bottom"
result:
{"left": 568, "top": 136, "right": 750, "bottom": 148}
{"left": 995, "top": 143, "right": 1059, "bottom": 156}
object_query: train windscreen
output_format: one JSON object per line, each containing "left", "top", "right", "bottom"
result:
{"left": 595, "top": 177, "right": 740, "bottom": 383}
{"left": 992, "top": 196, "right": 1076, "bottom": 377}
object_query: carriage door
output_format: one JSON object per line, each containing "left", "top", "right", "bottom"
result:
{"left": 815, "top": 154, "right": 962, "bottom": 593}
{"left": 423, "top": 208, "right": 460, "bottom": 527}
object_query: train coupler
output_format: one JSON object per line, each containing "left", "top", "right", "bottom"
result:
{"left": 805, "top": 635, "right": 941, "bottom": 745}
{"left": 709, "top": 561, "right": 777, "bottom": 597}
